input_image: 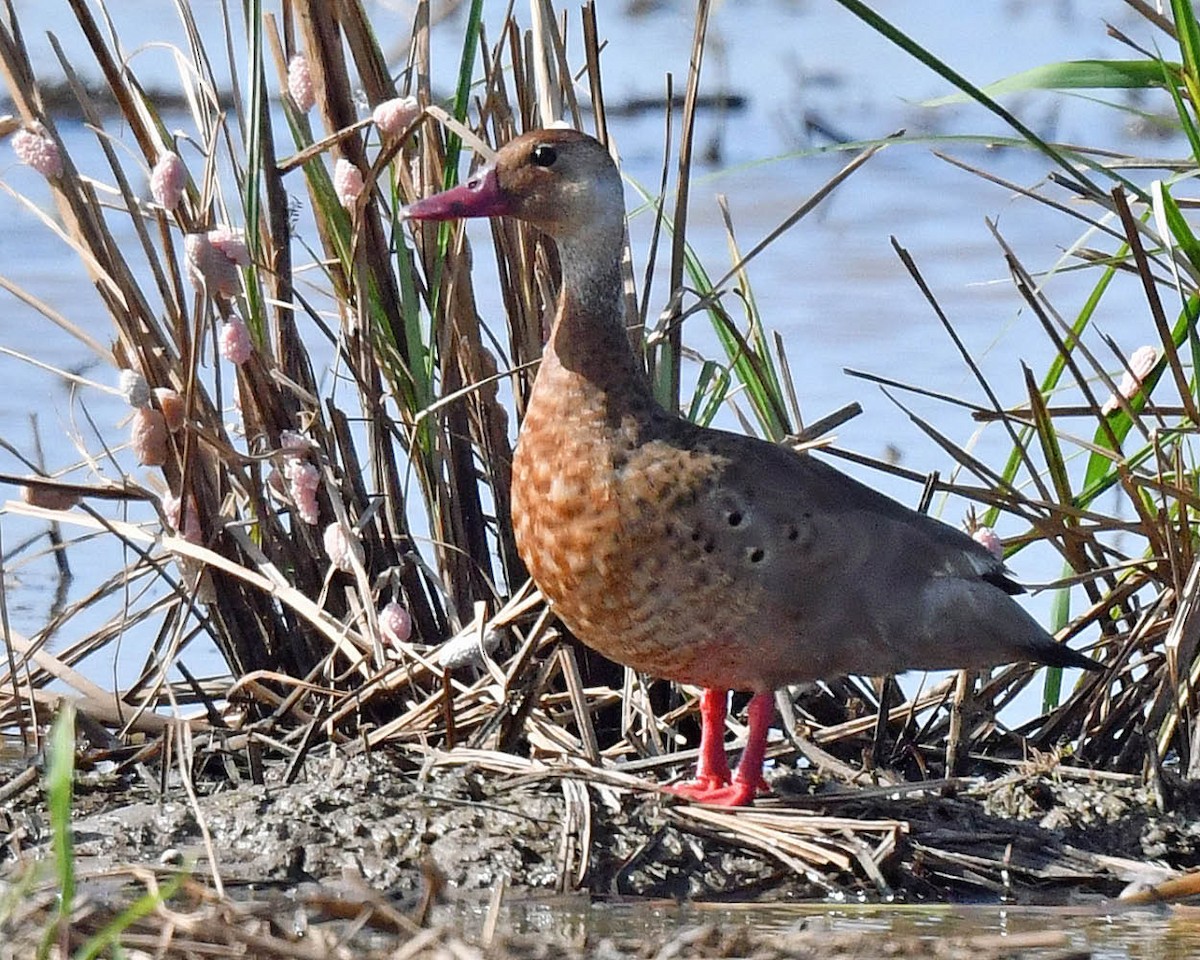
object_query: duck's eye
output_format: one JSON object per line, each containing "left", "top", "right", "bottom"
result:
{"left": 530, "top": 144, "right": 558, "bottom": 167}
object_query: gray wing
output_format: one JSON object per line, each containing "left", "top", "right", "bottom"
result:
{"left": 678, "top": 425, "right": 1094, "bottom": 685}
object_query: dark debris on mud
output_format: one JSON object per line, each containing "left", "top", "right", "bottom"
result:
{"left": 9, "top": 744, "right": 1200, "bottom": 958}
{"left": 8, "top": 744, "right": 1200, "bottom": 958}
{"left": 8, "top": 745, "right": 1200, "bottom": 904}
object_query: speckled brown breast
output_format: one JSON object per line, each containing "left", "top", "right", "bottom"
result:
{"left": 510, "top": 361, "right": 770, "bottom": 690}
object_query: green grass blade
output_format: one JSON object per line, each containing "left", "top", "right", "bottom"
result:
{"left": 37, "top": 702, "right": 76, "bottom": 960}
{"left": 685, "top": 358, "right": 728, "bottom": 424}
{"left": 682, "top": 245, "right": 791, "bottom": 438}
{"left": 1155, "top": 176, "right": 1200, "bottom": 276}
{"left": 923, "top": 59, "right": 1181, "bottom": 106}
{"left": 983, "top": 259, "right": 1121, "bottom": 531}
{"left": 1043, "top": 578, "right": 1072, "bottom": 712}
{"left": 1173, "top": 0, "right": 1200, "bottom": 83}
{"left": 1079, "top": 297, "right": 1200, "bottom": 505}
{"left": 430, "top": 0, "right": 485, "bottom": 312}
{"left": 48, "top": 702, "right": 76, "bottom": 912}
{"left": 241, "top": 0, "right": 266, "bottom": 336}
{"left": 829, "top": 0, "right": 1142, "bottom": 199}
{"left": 75, "top": 872, "right": 185, "bottom": 960}
{"left": 442, "top": 0, "right": 485, "bottom": 191}
{"left": 1023, "top": 367, "right": 1075, "bottom": 710}
{"left": 1160, "top": 58, "right": 1200, "bottom": 162}
{"left": 1024, "top": 366, "right": 1072, "bottom": 506}
{"left": 628, "top": 176, "right": 791, "bottom": 438}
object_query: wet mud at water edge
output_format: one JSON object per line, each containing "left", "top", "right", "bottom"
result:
{"left": 7, "top": 745, "right": 1200, "bottom": 957}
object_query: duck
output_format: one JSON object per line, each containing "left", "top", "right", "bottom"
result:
{"left": 404, "top": 128, "right": 1100, "bottom": 806}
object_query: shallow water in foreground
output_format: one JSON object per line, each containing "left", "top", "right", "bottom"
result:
{"left": 422, "top": 902, "right": 1190, "bottom": 960}
{"left": 446, "top": 898, "right": 1198, "bottom": 959}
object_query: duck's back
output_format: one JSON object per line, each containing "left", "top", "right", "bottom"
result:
{"left": 513, "top": 399, "right": 1087, "bottom": 692}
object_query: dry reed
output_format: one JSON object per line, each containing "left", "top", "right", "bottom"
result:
{"left": 4, "top": 0, "right": 1200, "bottom": 931}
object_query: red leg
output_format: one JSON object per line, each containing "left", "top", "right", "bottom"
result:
{"left": 668, "top": 690, "right": 774, "bottom": 807}
{"left": 667, "top": 688, "right": 731, "bottom": 800}
{"left": 695, "top": 688, "right": 732, "bottom": 785}
{"left": 730, "top": 691, "right": 774, "bottom": 794}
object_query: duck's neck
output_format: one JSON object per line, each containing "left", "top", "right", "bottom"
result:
{"left": 545, "top": 226, "right": 654, "bottom": 407}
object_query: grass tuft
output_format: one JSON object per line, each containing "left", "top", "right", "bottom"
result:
{"left": 6, "top": 0, "right": 1200, "bottom": 930}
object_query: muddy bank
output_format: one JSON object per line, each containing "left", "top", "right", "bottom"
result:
{"left": 10, "top": 746, "right": 1200, "bottom": 958}
{"left": 6, "top": 746, "right": 1199, "bottom": 904}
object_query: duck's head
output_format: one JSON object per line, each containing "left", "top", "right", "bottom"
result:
{"left": 404, "top": 128, "right": 624, "bottom": 242}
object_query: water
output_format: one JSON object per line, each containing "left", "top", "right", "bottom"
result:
{"left": 5, "top": 0, "right": 1160, "bottom": 683}
{"left": 454, "top": 898, "right": 1200, "bottom": 959}
{"left": 1, "top": 3, "right": 1167, "bottom": 705}
{"left": 0, "top": 3, "right": 1185, "bottom": 944}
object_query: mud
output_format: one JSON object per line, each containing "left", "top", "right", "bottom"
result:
{"left": 7, "top": 747, "right": 1200, "bottom": 904}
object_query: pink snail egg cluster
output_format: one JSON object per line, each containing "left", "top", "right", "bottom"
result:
{"left": 219, "top": 317, "right": 253, "bottom": 366}
{"left": 12, "top": 125, "right": 62, "bottom": 179}
{"left": 333, "top": 158, "right": 364, "bottom": 210}
{"left": 287, "top": 55, "right": 315, "bottom": 113}
{"left": 372, "top": 96, "right": 420, "bottom": 136}
{"left": 150, "top": 151, "right": 185, "bottom": 209}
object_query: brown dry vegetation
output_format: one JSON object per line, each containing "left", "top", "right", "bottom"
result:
{"left": 6, "top": 0, "right": 1200, "bottom": 954}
